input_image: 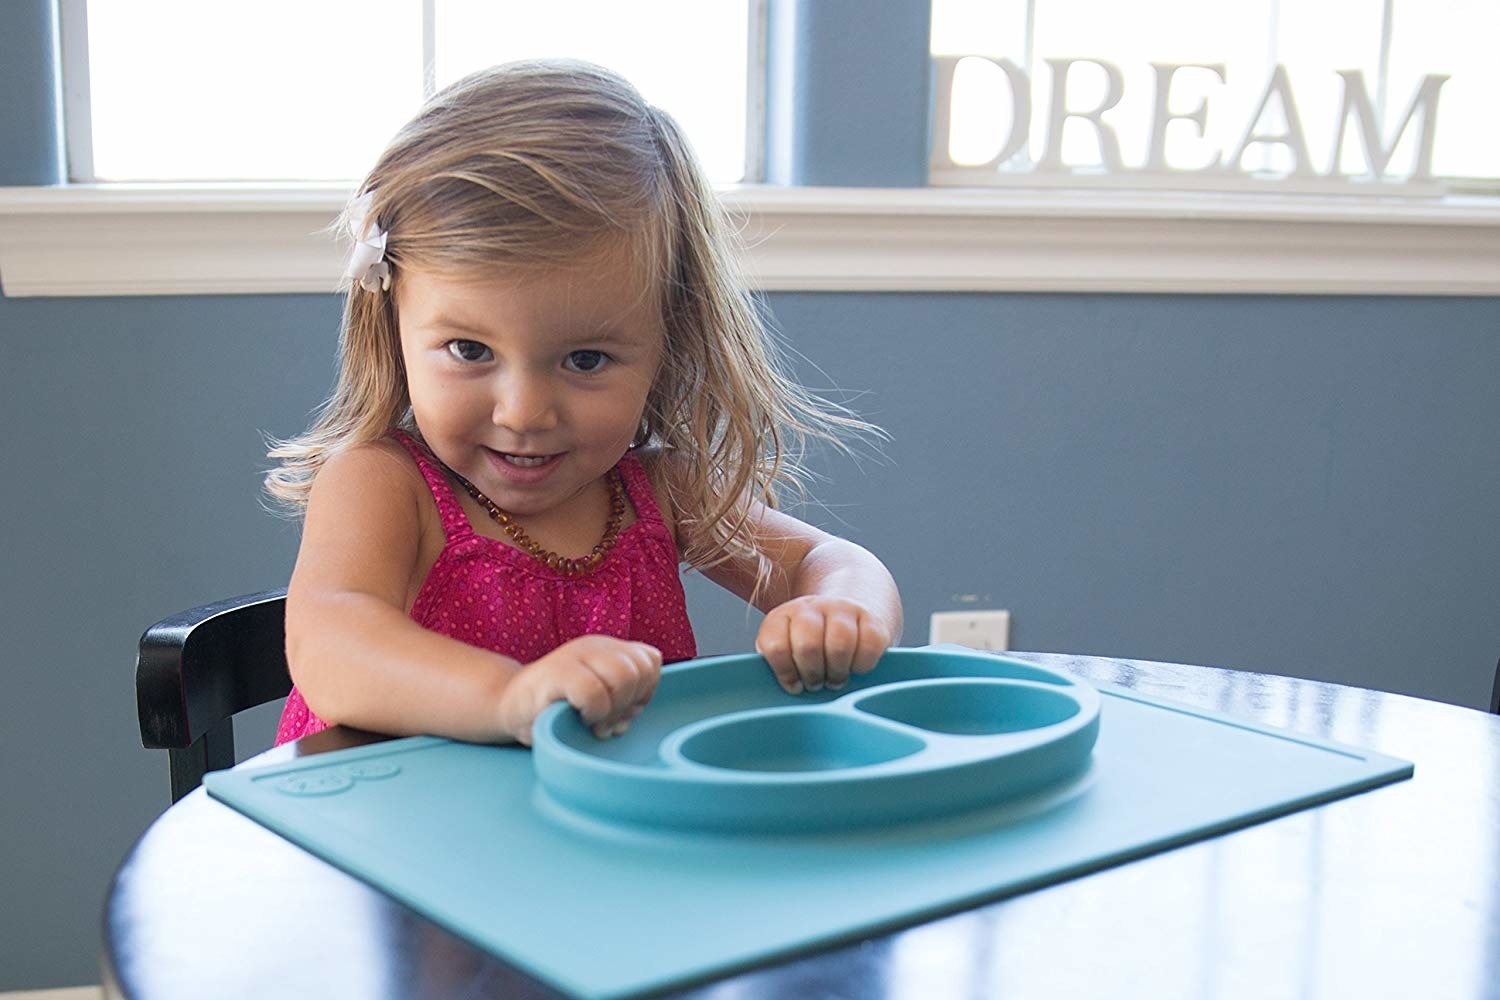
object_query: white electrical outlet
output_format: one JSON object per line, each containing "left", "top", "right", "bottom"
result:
{"left": 928, "top": 609, "right": 1011, "bottom": 650}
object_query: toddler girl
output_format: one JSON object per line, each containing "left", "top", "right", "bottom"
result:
{"left": 267, "top": 60, "right": 902, "bottom": 747}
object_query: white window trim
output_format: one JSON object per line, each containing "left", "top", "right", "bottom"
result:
{"left": 0, "top": 183, "right": 1497, "bottom": 297}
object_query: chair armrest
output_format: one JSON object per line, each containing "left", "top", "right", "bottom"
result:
{"left": 136, "top": 589, "right": 291, "bottom": 749}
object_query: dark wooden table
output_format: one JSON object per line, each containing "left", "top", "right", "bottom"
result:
{"left": 103, "top": 653, "right": 1500, "bottom": 1000}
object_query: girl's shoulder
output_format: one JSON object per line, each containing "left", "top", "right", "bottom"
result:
{"left": 294, "top": 436, "right": 449, "bottom": 618}
{"left": 309, "top": 436, "right": 432, "bottom": 527}
{"left": 320, "top": 434, "right": 425, "bottom": 482}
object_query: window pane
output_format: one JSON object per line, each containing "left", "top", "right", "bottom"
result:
{"left": 1276, "top": 0, "right": 1383, "bottom": 177}
{"left": 85, "top": 0, "right": 424, "bottom": 181}
{"left": 434, "top": 1, "right": 751, "bottom": 184}
{"left": 1389, "top": 0, "right": 1498, "bottom": 179}
{"left": 930, "top": 0, "right": 1029, "bottom": 57}
{"left": 1030, "top": 0, "right": 1276, "bottom": 171}
{"left": 80, "top": 1, "right": 752, "bottom": 184}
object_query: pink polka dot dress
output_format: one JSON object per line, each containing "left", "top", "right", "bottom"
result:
{"left": 274, "top": 429, "right": 697, "bottom": 744}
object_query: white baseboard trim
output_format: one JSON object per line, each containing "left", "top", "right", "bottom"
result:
{"left": 0, "top": 988, "right": 102, "bottom": 1000}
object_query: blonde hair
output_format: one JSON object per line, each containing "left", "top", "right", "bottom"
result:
{"left": 267, "top": 59, "right": 879, "bottom": 576}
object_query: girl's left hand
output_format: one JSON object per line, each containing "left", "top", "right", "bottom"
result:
{"left": 755, "top": 595, "right": 893, "bottom": 695}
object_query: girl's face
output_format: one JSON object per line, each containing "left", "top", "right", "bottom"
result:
{"left": 395, "top": 254, "right": 663, "bottom": 523}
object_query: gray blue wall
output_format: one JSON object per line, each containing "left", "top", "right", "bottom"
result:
{"left": 4, "top": 0, "right": 1498, "bottom": 989}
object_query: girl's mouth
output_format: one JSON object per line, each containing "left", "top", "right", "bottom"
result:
{"left": 484, "top": 447, "right": 565, "bottom": 485}
{"left": 500, "top": 453, "right": 555, "bottom": 468}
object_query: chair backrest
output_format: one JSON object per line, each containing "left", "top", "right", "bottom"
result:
{"left": 136, "top": 589, "right": 291, "bottom": 802}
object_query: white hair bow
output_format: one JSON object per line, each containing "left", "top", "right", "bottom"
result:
{"left": 344, "top": 191, "right": 392, "bottom": 293}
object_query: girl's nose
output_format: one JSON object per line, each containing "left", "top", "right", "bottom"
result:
{"left": 492, "top": 373, "right": 559, "bottom": 433}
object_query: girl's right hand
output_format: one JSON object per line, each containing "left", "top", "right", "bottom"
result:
{"left": 498, "top": 635, "right": 663, "bottom": 746}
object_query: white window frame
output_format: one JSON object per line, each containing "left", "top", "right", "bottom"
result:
{"left": 57, "top": 0, "right": 94, "bottom": 183}
{"left": 0, "top": 0, "right": 1496, "bottom": 298}
{"left": 0, "top": 182, "right": 1496, "bottom": 296}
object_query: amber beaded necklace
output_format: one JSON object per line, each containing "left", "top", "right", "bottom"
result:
{"left": 452, "top": 469, "right": 627, "bottom": 576}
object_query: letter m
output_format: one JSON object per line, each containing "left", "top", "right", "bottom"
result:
{"left": 1330, "top": 71, "right": 1448, "bottom": 181}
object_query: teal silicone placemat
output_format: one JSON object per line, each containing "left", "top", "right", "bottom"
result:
{"left": 206, "top": 659, "right": 1412, "bottom": 999}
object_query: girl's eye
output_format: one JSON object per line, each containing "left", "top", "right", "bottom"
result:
{"left": 447, "top": 340, "right": 492, "bottom": 363}
{"left": 564, "top": 350, "right": 609, "bottom": 374}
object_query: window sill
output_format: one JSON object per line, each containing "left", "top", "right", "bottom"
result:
{"left": 1, "top": 183, "right": 1498, "bottom": 297}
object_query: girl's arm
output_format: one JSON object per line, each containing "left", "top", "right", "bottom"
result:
{"left": 697, "top": 501, "right": 904, "bottom": 694}
{"left": 285, "top": 440, "right": 659, "bottom": 744}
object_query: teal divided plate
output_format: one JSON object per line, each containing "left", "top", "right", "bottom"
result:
{"left": 532, "top": 647, "right": 1101, "bottom": 831}
{"left": 206, "top": 647, "right": 1414, "bottom": 1000}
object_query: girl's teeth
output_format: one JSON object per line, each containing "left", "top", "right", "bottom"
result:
{"left": 504, "top": 454, "right": 550, "bottom": 467}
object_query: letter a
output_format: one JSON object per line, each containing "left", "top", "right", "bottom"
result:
{"left": 1227, "top": 65, "right": 1314, "bottom": 177}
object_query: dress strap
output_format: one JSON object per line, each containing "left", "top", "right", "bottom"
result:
{"left": 614, "top": 451, "right": 667, "bottom": 527}
{"left": 389, "top": 429, "right": 473, "bottom": 542}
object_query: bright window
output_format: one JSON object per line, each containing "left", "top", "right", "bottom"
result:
{"left": 932, "top": 0, "right": 1496, "bottom": 184}
{"left": 66, "top": 0, "right": 759, "bottom": 184}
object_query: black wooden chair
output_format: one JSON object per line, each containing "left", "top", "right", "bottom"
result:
{"left": 136, "top": 589, "right": 291, "bottom": 802}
